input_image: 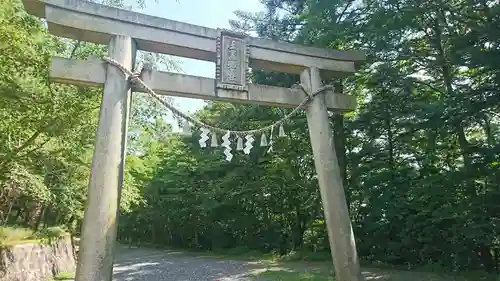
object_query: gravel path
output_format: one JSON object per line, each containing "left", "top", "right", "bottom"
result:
{"left": 70, "top": 244, "right": 469, "bottom": 281}
{"left": 112, "top": 246, "right": 267, "bottom": 281}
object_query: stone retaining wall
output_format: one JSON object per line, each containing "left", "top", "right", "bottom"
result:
{"left": 0, "top": 237, "right": 75, "bottom": 281}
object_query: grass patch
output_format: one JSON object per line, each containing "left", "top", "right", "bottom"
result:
{"left": 196, "top": 248, "right": 500, "bottom": 281}
{"left": 0, "top": 226, "right": 69, "bottom": 248}
{"left": 186, "top": 247, "right": 332, "bottom": 263}
{"left": 258, "top": 269, "right": 333, "bottom": 281}
{"left": 36, "top": 226, "right": 69, "bottom": 239}
{"left": 51, "top": 271, "right": 74, "bottom": 280}
{"left": 280, "top": 250, "right": 331, "bottom": 262}
{"left": 0, "top": 226, "right": 39, "bottom": 247}
{"left": 121, "top": 242, "right": 280, "bottom": 263}
{"left": 208, "top": 247, "right": 278, "bottom": 262}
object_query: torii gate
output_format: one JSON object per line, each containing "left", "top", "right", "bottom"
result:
{"left": 22, "top": 1, "right": 365, "bottom": 280}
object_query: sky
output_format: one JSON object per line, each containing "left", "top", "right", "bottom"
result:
{"left": 130, "top": 0, "right": 265, "bottom": 129}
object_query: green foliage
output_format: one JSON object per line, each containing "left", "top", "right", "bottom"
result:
{"left": 0, "top": 226, "right": 68, "bottom": 247}
{"left": 117, "top": 0, "right": 500, "bottom": 275}
{"left": 258, "top": 270, "right": 333, "bottom": 281}
{"left": 0, "top": 0, "right": 167, "bottom": 241}
{"left": 35, "top": 226, "right": 69, "bottom": 239}
{"left": 49, "top": 271, "right": 74, "bottom": 281}
{"left": 0, "top": 226, "right": 34, "bottom": 245}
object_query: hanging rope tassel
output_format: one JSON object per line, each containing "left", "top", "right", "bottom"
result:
{"left": 278, "top": 124, "right": 286, "bottom": 138}
{"left": 210, "top": 131, "right": 218, "bottom": 147}
{"left": 221, "top": 131, "right": 233, "bottom": 161}
{"left": 243, "top": 134, "right": 254, "bottom": 154}
{"left": 199, "top": 128, "right": 210, "bottom": 148}
{"left": 260, "top": 133, "right": 268, "bottom": 146}
{"left": 181, "top": 120, "right": 192, "bottom": 136}
{"left": 236, "top": 136, "right": 244, "bottom": 151}
{"left": 267, "top": 126, "right": 274, "bottom": 153}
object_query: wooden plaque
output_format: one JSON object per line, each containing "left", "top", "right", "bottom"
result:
{"left": 215, "top": 29, "right": 249, "bottom": 93}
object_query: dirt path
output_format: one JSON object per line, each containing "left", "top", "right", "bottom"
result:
{"left": 113, "top": 246, "right": 262, "bottom": 280}
{"left": 110, "top": 246, "right": 489, "bottom": 281}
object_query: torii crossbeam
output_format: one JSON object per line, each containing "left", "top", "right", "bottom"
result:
{"left": 22, "top": 1, "right": 366, "bottom": 281}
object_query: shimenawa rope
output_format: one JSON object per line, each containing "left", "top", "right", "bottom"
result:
{"left": 102, "top": 56, "right": 332, "bottom": 137}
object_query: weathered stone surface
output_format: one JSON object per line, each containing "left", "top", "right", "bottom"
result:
{"left": 50, "top": 57, "right": 357, "bottom": 112}
{"left": 0, "top": 237, "right": 76, "bottom": 281}
{"left": 21, "top": 0, "right": 365, "bottom": 75}
{"left": 216, "top": 30, "right": 249, "bottom": 92}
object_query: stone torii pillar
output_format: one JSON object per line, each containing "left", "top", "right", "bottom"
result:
{"left": 74, "top": 35, "right": 136, "bottom": 281}
{"left": 21, "top": 1, "right": 366, "bottom": 280}
{"left": 301, "top": 67, "right": 362, "bottom": 281}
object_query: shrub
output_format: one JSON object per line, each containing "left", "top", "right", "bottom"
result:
{"left": 0, "top": 226, "right": 36, "bottom": 247}
{"left": 0, "top": 225, "right": 69, "bottom": 247}
{"left": 35, "top": 226, "right": 68, "bottom": 240}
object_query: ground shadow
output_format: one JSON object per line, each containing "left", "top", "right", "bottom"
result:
{"left": 110, "top": 246, "right": 498, "bottom": 281}
{"left": 112, "top": 247, "right": 267, "bottom": 281}
{"left": 250, "top": 262, "right": 495, "bottom": 281}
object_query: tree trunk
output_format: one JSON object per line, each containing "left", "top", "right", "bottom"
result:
{"left": 332, "top": 80, "right": 348, "bottom": 207}
{"left": 384, "top": 101, "right": 395, "bottom": 182}
{"left": 34, "top": 205, "right": 46, "bottom": 231}
{"left": 293, "top": 206, "right": 306, "bottom": 250}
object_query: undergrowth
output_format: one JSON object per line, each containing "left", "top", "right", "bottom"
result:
{"left": 0, "top": 225, "right": 69, "bottom": 248}
{"left": 50, "top": 271, "right": 75, "bottom": 280}
{"left": 258, "top": 270, "right": 333, "bottom": 281}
